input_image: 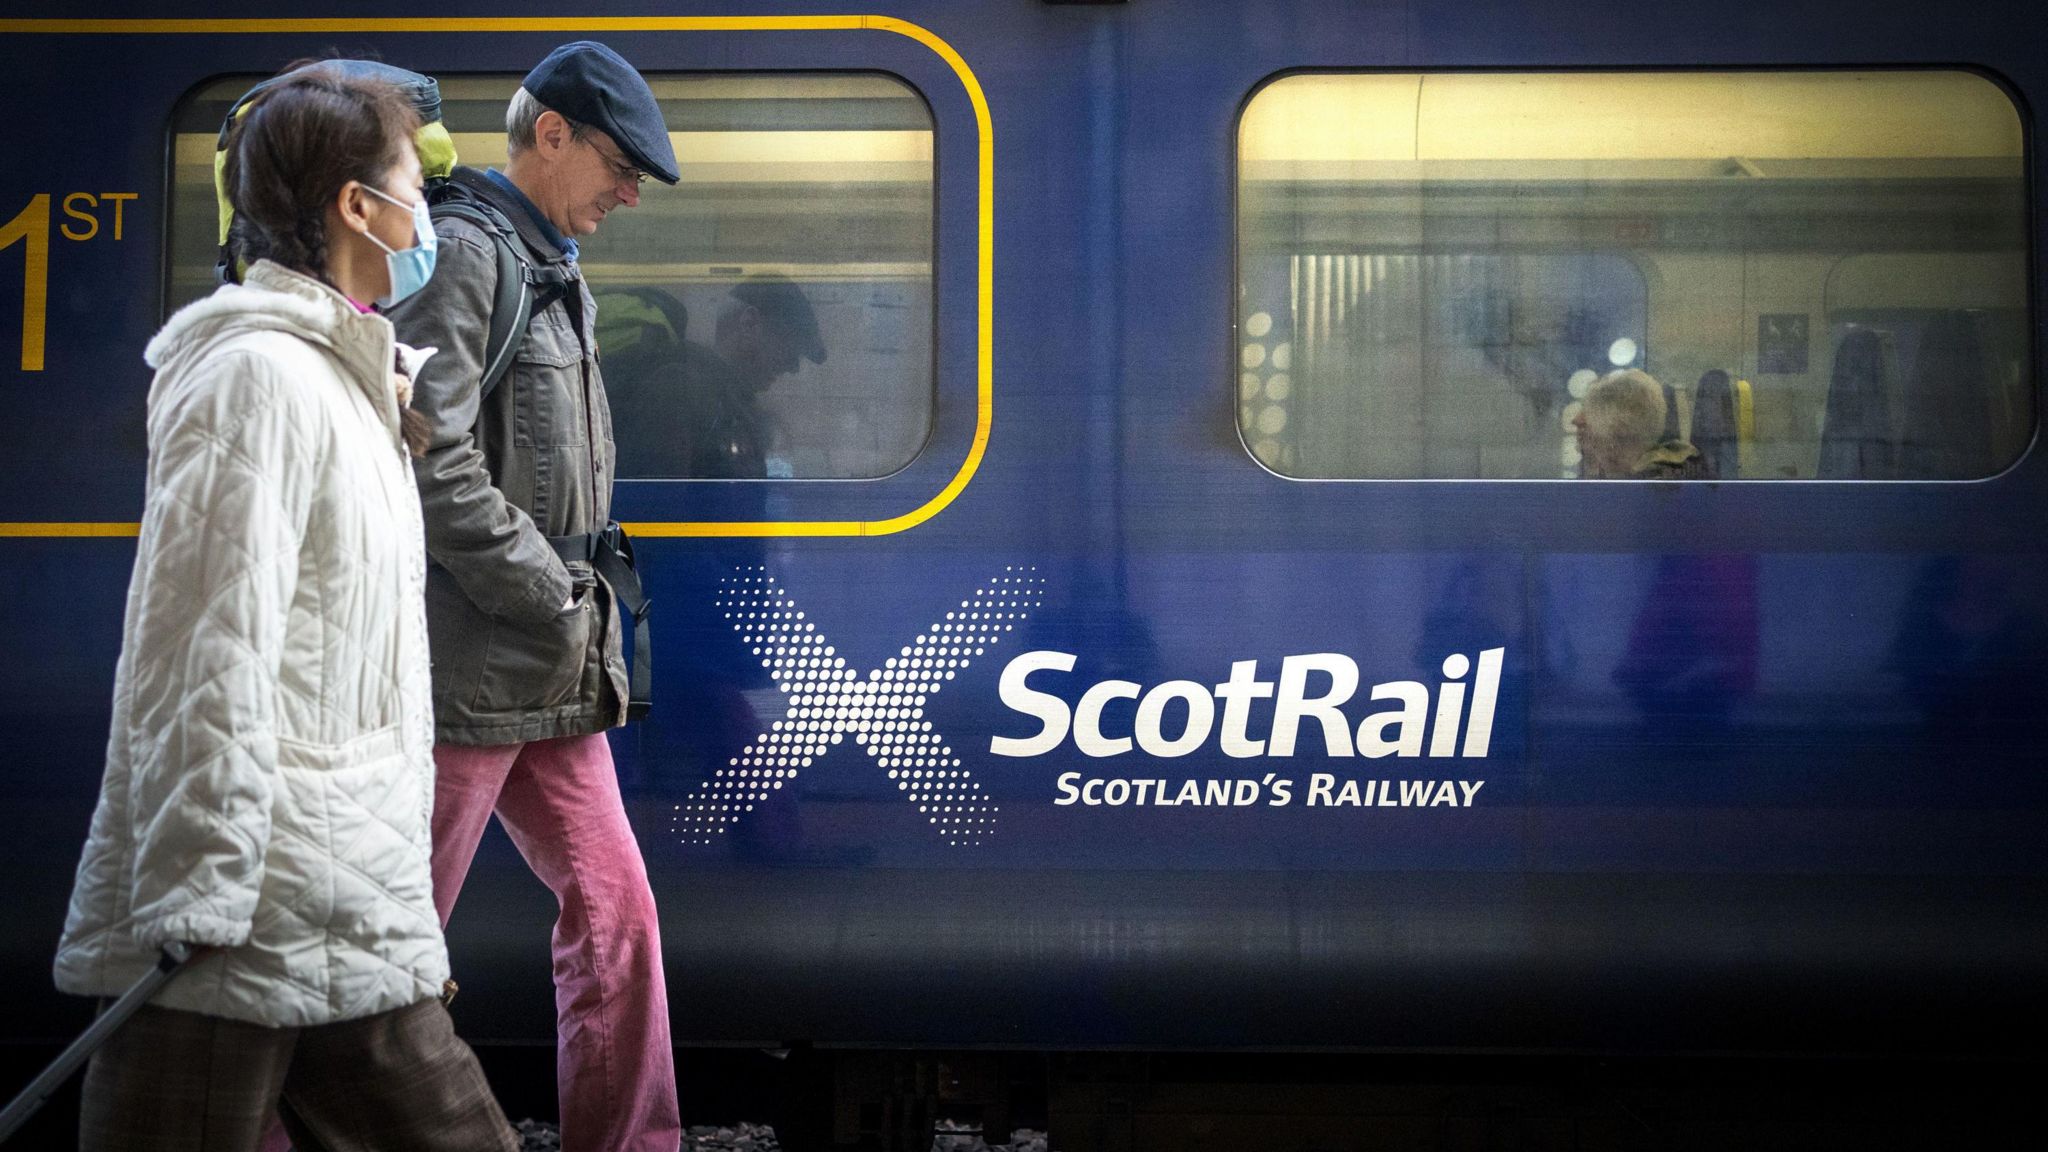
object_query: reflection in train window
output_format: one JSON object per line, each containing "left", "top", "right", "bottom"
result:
{"left": 1236, "top": 72, "right": 2030, "bottom": 479}
{"left": 169, "top": 73, "right": 934, "bottom": 480}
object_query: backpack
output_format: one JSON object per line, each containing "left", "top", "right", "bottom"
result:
{"left": 213, "top": 61, "right": 455, "bottom": 284}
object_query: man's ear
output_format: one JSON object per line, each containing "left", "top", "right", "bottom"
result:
{"left": 534, "top": 109, "right": 573, "bottom": 156}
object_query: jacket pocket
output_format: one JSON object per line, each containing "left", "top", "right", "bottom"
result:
{"left": 255, "top": 727, "right": 410, "bottom": 940}
{"left": 472, "top": 561, "right": 595, "bottom": 714}
{"left": 511, "top": 312, "right": 586, "bottom": 449}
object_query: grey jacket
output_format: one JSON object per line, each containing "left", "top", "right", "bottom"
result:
{"left": 388, "top": 172, "right": 626, "bottom": 745}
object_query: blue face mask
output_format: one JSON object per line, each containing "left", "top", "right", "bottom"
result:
{"left": 360, "top": 184, "right": 437, "bottom": 307}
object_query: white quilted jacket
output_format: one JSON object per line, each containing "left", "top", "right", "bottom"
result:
{"left": 54, "top": 261, "right": 448, "bottom": 1027}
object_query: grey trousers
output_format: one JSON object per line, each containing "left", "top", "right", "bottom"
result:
{"left": 79, "top": 998, "right": 516, "bottom": 1152}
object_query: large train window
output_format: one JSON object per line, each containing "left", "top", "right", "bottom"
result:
{"left": 1236, "top": 72, "right": 2030, "bottom": 480}
{"left": 169, "top": 72, "right": 934, "bottom": 481}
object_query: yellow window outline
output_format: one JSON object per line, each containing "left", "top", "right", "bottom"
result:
{"left": 0, "top": 15, "right": 992, "bottom": 539}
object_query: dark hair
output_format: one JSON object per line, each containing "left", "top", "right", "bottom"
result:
{"left": 223, "top": 64, "right": 419, "bottom": 277}
{"left": 223, "top": 64, "right": 432, "bottom": 456}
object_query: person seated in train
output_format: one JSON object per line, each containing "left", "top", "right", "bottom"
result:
{"left": 381, "top": 41, "right": 685, "bottom": 1152}
{"left": 1572, "top": 369, "right": 1714, "bottom": 480}
{"left": 52, "top": 66, "right": 517, "bottom": 1152}
{"left": 604, "top": 275, "right": 827, "bottom": 478}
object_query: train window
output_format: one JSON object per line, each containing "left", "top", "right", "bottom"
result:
{"left": 1236, "top": 72, "right": 2029, "bottom": 480}
{"left": 169, "top": 72, "right": 934, "bottom": 480}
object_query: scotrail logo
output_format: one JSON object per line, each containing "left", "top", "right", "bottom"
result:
{"left": 677, "top": 566, "right": 1504, "bottom": 848}
{"left": 990, "top": 648, "right": 1504, "bottom": 761}
{"left": 675, "top": 567, "right": 1046, "bottom": 847}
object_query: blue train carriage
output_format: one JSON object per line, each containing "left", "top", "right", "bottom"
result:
{"left": 0, "top": 0, "right": 2044, "bottom": 1071}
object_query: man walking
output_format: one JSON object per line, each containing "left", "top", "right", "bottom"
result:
{"left": 389, "top": 42, "right": 681, "bottom": 1152}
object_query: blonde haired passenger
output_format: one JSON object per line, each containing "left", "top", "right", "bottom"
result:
{"left": 1572, "top": 369, "right": 1714, "bottom": 480}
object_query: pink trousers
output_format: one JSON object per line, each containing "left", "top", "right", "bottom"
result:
{"left": 433, "top": 733, "right": 681, "bottom": 1152}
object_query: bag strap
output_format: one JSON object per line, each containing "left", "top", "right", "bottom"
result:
{"left": 549, "top": 523, "right": 651, "bottom": 722}
{"left": 426, "top": 197, "right": 534, "bottom": 403}
{"left": 427, "top": 171, "right": 588, "bottom": 403}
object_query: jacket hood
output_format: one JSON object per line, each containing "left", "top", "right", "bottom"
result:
{"left": 147, "top": 261, "right": 385, "bottom": 370}
{"left": 145, "top": 261, "right": 411, "bottom": 434}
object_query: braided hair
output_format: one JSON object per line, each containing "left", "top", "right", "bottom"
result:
{"left": 221, "top": 65, "right": 431, "bottom": 455}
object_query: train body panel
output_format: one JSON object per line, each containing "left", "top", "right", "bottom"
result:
{"left": 2, "top": 0, "right": 2045, "bottom": 1054}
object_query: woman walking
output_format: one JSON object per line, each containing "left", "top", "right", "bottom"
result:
{"left": 52, "top": 65, "right": 514, "bottom": 1152}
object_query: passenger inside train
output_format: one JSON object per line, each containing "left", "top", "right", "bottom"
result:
{"left": 1235, "top": 72, "right": 2028, "bottom": 482}
{"left": 1571, "top": 369, "right": 1711, "bottom": 480}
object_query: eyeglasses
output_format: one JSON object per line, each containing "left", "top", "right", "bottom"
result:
{"left": 573, "top": 128, "right": 649, "bottom": 186}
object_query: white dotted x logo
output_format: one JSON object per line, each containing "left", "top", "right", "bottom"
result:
{"left": 674, "top": 567, "right": 1046, "bottom": 847}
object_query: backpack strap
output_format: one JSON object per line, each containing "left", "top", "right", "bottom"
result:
{"left": 529, "top": 262, "right": 586, "bottom": 348}
{"left": 426, "top": 169, "right": 591, "bottom": 402}
{"left": 425, "top": 196, "right": 534, "bottom": 403}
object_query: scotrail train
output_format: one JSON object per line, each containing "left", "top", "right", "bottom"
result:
{"left": 1, "top": 0, "right": 2045, "bottom": 1114}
